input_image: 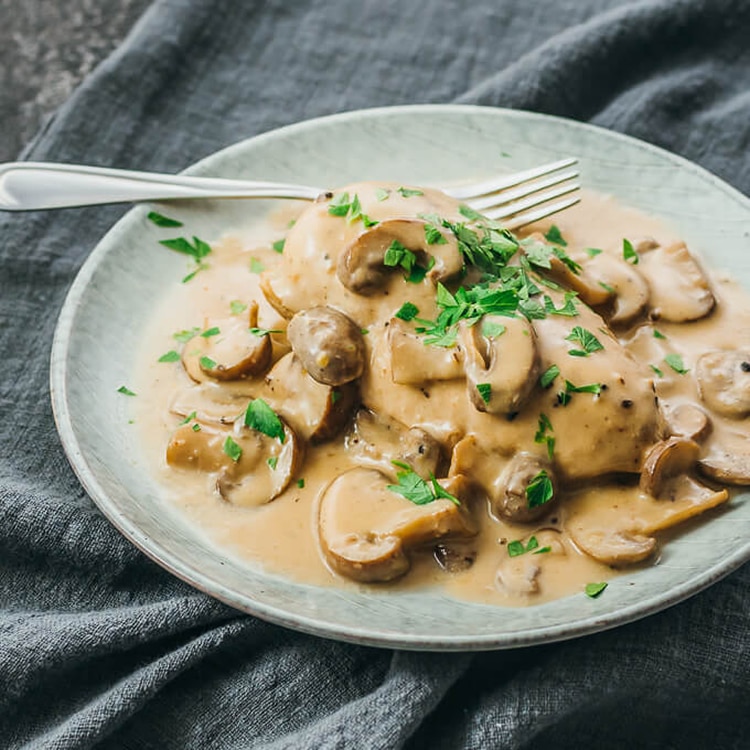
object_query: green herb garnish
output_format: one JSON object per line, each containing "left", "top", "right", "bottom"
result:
{"left": 650, "top": 364, "right": 664, "bottom": 378}
{"left": 249, "top": 258, "right": 265, "bottom": 274}
{"left": 160, "top": 236, "right": 211, "bottom": 261}
{"left": 585, "top": 582, "right": 608, "bottom": 598}
{"left": 476, "top": 383, "right": 492, "bottom": 404}
{"left": 375, "top": 188, "right": 390, "bottom": 202}
{"left": 397, "top": 187, "right": 424, "bottom": 198}
{"left": 622, "top": 238, "right": 638, "bottom": 264}
{"left": 508, "top": 536, "right": 547, "bottom": 557}
{"left": 272, "top": 239, "right": 285, "bottom": 254}
{"left": 539, "top": 364, "right": 560, "bottom": 389}
{"left": 267, "top": 456, "right": 278, "bottom": 470}
{"left": 585, "top": 247, "right": 603, "bottom": 257}
{"left": 199, "top": 356, "right": 217, "bottom": 370}
{"left": 158, "top": 350, "right": 181, "bottom": 363}
{"left": 147, "top": 211, "right": 183, "bottom": 228}
{"left": 244, "top": 398, "right": 285, "bottom": 442}
{"left": 395, "top": 301, "right": 419, "bottom": 321}
{"left": 249, "top": 327, "right": 282, "bottom": 337}
{"left": 653, "top": 329, "right": 667, "bottom": 340}
{"left": 386, "top": 461, "right": 460, "bottom": 506}
{"left": 544, "top": 225, "right": 567, "bottom": 246}
{"left": 179, "top": 411, "right": 197, "bottom": 425}
{"left": 223, "top": 436, "right": 242, "bottom": 463}
{"left": 565, "top": 326, "right": 604, "bottom": 357}
{"left": 117, "top": 385, "right": 136, "bottom": 396}
{"left": 424, "top": 224, "right": 447, "bottom": 245}
{"left": 200, "top": 326, "right": 221, "bottom": 338}
{"left": 525, "top": 470, "right": 554, "bottom": 508}
{"left": 173, "top": 327, "right": 201, "bottom": 343}
{"left": 230, "top": 301, "right": 247, "bottom": 315}
{"left": 665, "top": 353, "right": 689, "bottom": 375}
{"left": 534, "top": 414, "right": 555, "bottom": 460}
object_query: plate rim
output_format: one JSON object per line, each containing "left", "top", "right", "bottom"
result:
{"left": 50, "top": 103, "right": 750, "bottom": 651}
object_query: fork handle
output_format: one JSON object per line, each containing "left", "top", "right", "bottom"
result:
{"left": 0, "top": 162, "right": 322, "bottom": 211}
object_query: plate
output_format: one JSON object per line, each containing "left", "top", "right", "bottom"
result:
{"left": 51, "top": 105, "right": 750, "bottom": 650}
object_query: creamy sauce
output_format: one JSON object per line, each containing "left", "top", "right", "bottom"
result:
{"left": 133, "top": 186, "right": 750, "bottom": 606}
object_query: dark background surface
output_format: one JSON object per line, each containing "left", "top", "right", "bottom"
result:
{"left": 0, "top": 0, "right": 151, "bottom": 161}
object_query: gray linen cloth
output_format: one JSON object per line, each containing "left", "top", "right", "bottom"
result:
{"left": 2, "top": 0, "right": 749, "bottom": 747}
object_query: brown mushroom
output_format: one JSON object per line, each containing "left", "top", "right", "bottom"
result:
{"left": 345, "top": 408, "right": 442, "bottom": 480}
{"left": 492, "top": 452, "right": 558, "bottom": 523}
{"left": 662, "top": 402, "right": 712, "bottom": 442}
{"left": 639, "top": 437, "right": 700, "bottom": 497}
{"left": 695, "top": 350, "right": 750, "bottom": 418}
{"left": 318, "top": 468, "right": 477, "bottom": 582}
{"left": 265, "top": 352, "right": 357, "bottom": 442}
{"left": 496, "top": 556, "right": 542, "bottom": 595}
{"left": 387, "top": 318, "right": 464, "bottom": 384}
{"left": 259, "top": 272, "right": 296, "bottom": 320}
{"left": 638, "top": 241, "right": 715, "bottom": 322}
{"left": 699, "top": 439, "right": 750, "bottom": 486}
{"left": 584, "top": 251, "right": 650, "bottom": 327}
{"left": 570, "top": 528, "right": 656, "bottom": 565}
{"left": 165, "top": 414, "right": 302, "bottom": 507}
{"left": 336, "top": 219, "right": 463, "bottom": 294}
{"left": 459, "top": 314, "right": 540, "bottom": 415}
{"left": 287, "top": 306, "right": 365, "bottom": 386}
{"left": 181, "top": 303, "right": 273, "bottom": 383}
{"left": 170, "top": 383, "right": 251, "bottom": 427}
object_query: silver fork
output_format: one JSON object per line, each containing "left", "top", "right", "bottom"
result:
{"left": 0, "top": 158, "right": 579, "bottom": 229}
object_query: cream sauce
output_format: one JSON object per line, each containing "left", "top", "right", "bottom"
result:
{"left": 132, "top": 187, "right": 750, "bottom": 606}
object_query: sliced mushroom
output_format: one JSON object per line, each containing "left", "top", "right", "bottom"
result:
{"left": 345, "top": 408, "right": 442, "bottom": 480}
{"left": 638, "top": 241, "right": 715, "bottom": 322}
{"left": 460, "top": 314, "right": 539, "bottom": 415}
{"left": 695, "top": 350, "right": 750, "bottom": 418}
{"left": 318, "top": 468, "right": 477, "bottom": 582}
{"left": 662, "top": 402, "right": 712, "bottom": 442}
{"left": 287, "top": 306, "right": 365, "bottom": 386}
{"left": 492, "top": 452, "right": 557, "bottom": 523}
{"left": 584, "top": 252, "right": 650, "bottom": 327}
{"left": 699, "top": 440, "right": 750, "bottom": 485}
{"left": 496, "top": 556, "right": 542, "bottom": 595}
{"left": 181, "top": 303, "right": 272, "bottom": 383}
{"left": 258, "top": 271, "right": 296, "bottom": 320}
{"left": 639, "top": 437, "right": 700, "bottom": 497}
{"left": 265, "top": 352, "right": 357, "bottom": 442}
{"left": 170, "top": 383, "right": 251, "bottom": 427}
{"left": 337, "top": 219, "right": 462, "bottom": 294}
{"left": 433, "top": 541, "right": 477, "bottom": 573}
{"left": 217, "top": 418, "right": 302, "bottom": 507}
{"left": 165, "top": 415, "right": 302, "bottom": 507}
{"left": 570, "top": 528, "right": 656, "bottom": 565}
{"left": 387, "top": 318, "right": 464, "bottom": 384}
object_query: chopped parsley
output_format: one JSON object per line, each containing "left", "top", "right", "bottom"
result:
{"left": 158, "top": 350, "right": 181, "bottom": 363}
{"left": 272, "top": 238, "right": 285, "bottom": 254}
{"left": 544, "top": 224, "right": 567, "bottom": 246}
{"left": 585, "top": 247, "right": 603, "bottom": 257}
{"left": 200, "top": 326, "right": 221, "bottom": 338}
{"left": 173, "top": 327, "right": 201, "bottom": 343}
{"left": 534, "top": 413, "right": 555, "bottom": 460}
{"left": 117, "top": 385, "right": 136, "bottom": 396}
{"left": 481, "top": 319, "right": 506, "bottom": 339}
{"left": 599, "top": 281, "right": 616, "bottom": 293}
{"left": 539, "top": 364, "right": 560, "bottom": 389}
{"left": 384, "top": 240, "right": 418, "bottom": 273}
{"left": 244, "top": 398, "right": 285, "bottom": 442}
{"left": 179, "top": 410, "right": 197, "bottom": 425}
{"left": 507, "top": 536, "right": 550, "bottom": 557}
{"left": 565, "top": 326, "right": 604, "bottom": 357}
{"left": 230, "top": 301, "right": 247, "bottom": 315}
{"left": 160, "top": 235, "right": 211, "bottom": 261}
{"left": 199, "top": 356, "right": 217, "bottom": 370}
{"left": 386, "top": 461, "right": 460, "bottom": 506}
{"left": 182, "top": 262, "right": 209, "bottom": 284}
{"left": 476, "top": 383, "right": 492, "bottom": 404}
{"left": 249, "top": 258, "right": 265, "bottom": 274}
{"left": 297, "top": 478, "right": 305, "bottom": 488}
{"left": 557, "top": 379, "right": 602, "bottom": 405}
{"left": 375, "top": 188, "right": 390, "bottom": 202}
{"left": 249, "top": 327, "right": 282, "bottom": 337}
{"left": 424, "top": 223, "right": 447, "bottom": 245}
{"left": 223, "top": 436, "right": 242, "bottom": 463}
{"left": 327, "top": 191, "right": 378, "bottom": 227}
{"left": 526, "top": 470, "right": 554, "bottom": 508}
{"left": 543, "top": 292, "right": 578, "bottom": 317}
{"left": 622, "top": 238, "right": 639, "bottom": 264}
{"left": 147, "top": 211, "right": 183, "bottom": 228}
{"left": 395, "top": 301, "right": 419, "bottom": 321}
{"left": 585, "top": 582, "right": 608, "bottom": 598}
{"left": 653, "top": 329, "right": 667, "bottom": 340}
{"left": 665, "top": 353, "right": 689, "bottom": 375}
{"left": 397, "top": 187, "right": 424, "bottom": 198}
{"left": 650, "top": 364, "right": 664, "bottom": 378}
{"left": 267, "top": 456, "right": 278, "bottom": 470}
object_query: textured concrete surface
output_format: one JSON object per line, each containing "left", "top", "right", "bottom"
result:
{"left": 0, "top": 0, "right": 152, "bottom": 161}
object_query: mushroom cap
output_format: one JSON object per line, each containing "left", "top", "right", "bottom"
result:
{"left": 662, "top": 402, "right": 712, "bottom": 442}
{"left": 584, "top": 251, "right": 650, "bottom": 327}
{"left": 639, "top": 241, "right": 715, "bottom": 322}
{"left": 318, "top": 468, "right": 477, "bottom": 583}
{"left": 696, "top": 350, "right": 750, "bottom": 418}
{"left": 639, "top": 437, "right": 700, "bottom": 497}
{"left": 387, "top": 317, "right": 464, "bottom": 384}
{"left": 699, "top": 445, "right": 750, "bottom": 486}
{"left": 492, "top": 452, "right": 557, "bottom": 523}
{"left": 287, "top": 306, "right": 365, "bottom": 386}
{"left": 460, "top": 314, "right": 540, "bottom": 416}
{"left": 570, "top": 528, "right": 656, "bottom": 565}
{"left": 264, "top": 352, "right": 358, "bottom": 443}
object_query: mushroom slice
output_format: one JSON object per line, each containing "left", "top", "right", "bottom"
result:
{"left": 345, "top": 409, "right": 442, "bottom": 480}
{"left": 259, "top": 271, "right": 295, "bottom": 320}
{"left": 460, "top": 315, "right": 539, "bottom": 415}
{"left": 265, "top": 352, "right": 357, "bottom": 442}
{"left": 318, "top": 468, "right": 476, "bottom": 582}
{"left": 492, "top": 453, "right": 557, "bottom": 523}
{"left": 181, "top": 303, "right": 272, "bottom": 383}
{"left": 584, "top": 252, "right": 650, "bottom": 327}
{"left": 570, "top": 528, "right": 656, "bottom": 566}
{"left": 170, "top": 383, "right": 251, "bottom": 427}
{"left": 639, "top": 437, "right": 700, "bottom": 497}
{"left": 638, "top": 241, "right": 715, "bottom": 322}
{"left": 662, "top": 402, "right": 712, "bottom": 442}
{"left": 699, "top": 441, "right": 750, "bottom": 486}
{"left": 337, "top": 219, "right": 462, "bottom": 294}
{"left": 496, "top": 557, "right": 542, "bottom": 595}
{"left": 695, "top": 350, "right": 750, "bottom": 418}
{"left": 217, "top": 419, "right": 302, "bottom": 507}
{"left": 166, "top": 424, "right": 234, "bottom": 473}
{"left": 387, "top": 318, "right": 463, "bottom": 384}
{"left": 287, "top": 306, "right": 365, "bottom": 386}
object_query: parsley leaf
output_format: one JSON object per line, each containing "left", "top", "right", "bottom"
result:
{"left": 653, "top": 329, "right": 667, "bottom": 340}
{"left": 544, "top": 224, "right": 567, "bottom": 246}
{"left": 147, "top": 211, "right": 183, "bottom": 228}
{"left": 199, "top": 355, "right": 217, "bottom": 370}
{"left": 476, "top": 383, "right": 492, "bottom": 404}
{"left": 585, "top": 582, "right": 608, "bottom": 598}
{"left": 249, "top": 327, "right": 282, "bottom": 337}
{"left": 526, "top": 470, "right": 554, "bottom": 508}
{"left": 395, "top": 301, "right": 419, "bottom": 321}
{"left": 173, "top": 327, "right": 201, "bottom": 343}
{"left": 386, "top": 461, "right": 460, "bottom": 506}
{"left": 424, "top": 224, "right": 448, "bottom": 245}
{"left": 375, "top": 188, "right": 390, "bottom": 201}
{"left": 272, "top": 239, "right": 285, "bottom": 253}
{"left": 229, "top": 301, "right": 247, "bottom": 315}
{"left": 244, "top": 398, "right": 285, "bottom": 442}
{"left": 397, "top": 187, "right": 424, "bottom": 198}
{"left": 585, "top": 247, "right": 603, "bottom": 257}
{"left": 481, "top": 319, "right": 506, "bottom": 339}
{"left": 200, "top": 326, "right": 221, "bottom": 338}
{"left": 267, "top": 456, "right": 278, "bottom": 470}
{"left": 539, "top": 364, "right": 560, "bottom": 388}
{"left": 623, "top": 238, "right": 639, "bottom": 264}
{"left": 160, "top": 236, "right": 211, "bottom": 261}
{"left": 534, "top": 413, "right": 555, "bottom": 460}
{"left": 117, "top": 385, "right": 136, "bottom": 396}
{"left": 665, "top": 353, "right": 689, "bottom": 375}
{"left": 223, "top": 436, "right": 242, "bottom": 463}
{"left": 650, "top": 364, "right": 664, "bottom": 378}
{"left": 384, "top": 240, "right": 417, "bottom": 273}
{"left": 158, "top": 350, "right": 181, "bottom": 363}
{"left": 249, "top": 258, "right": 265, "bottom": 274}
{"left": 565, "top": 326, "right": 604, "bottom": 356}
{"left": 508, "top": 536, "right": 545, "bottom": 557}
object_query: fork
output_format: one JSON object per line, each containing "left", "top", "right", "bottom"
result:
{"left": 0, "top": 158, "right": 579, "bottom": 230}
